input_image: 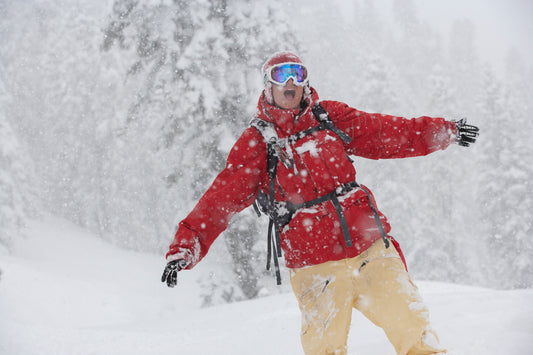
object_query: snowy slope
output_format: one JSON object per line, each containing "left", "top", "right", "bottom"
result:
{"left": 1, "top": 217, "right": 532, "bottom": 355}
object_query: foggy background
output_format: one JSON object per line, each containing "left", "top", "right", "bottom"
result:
{"left": 1, "top": 0, "right": 532, "bottom": 306}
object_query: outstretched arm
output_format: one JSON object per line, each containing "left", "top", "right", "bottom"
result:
{"left": 165, "top": 128, "right": 267, "bottom": 270}
{"left": 322, "top": 101, "right": 478, "bottom": 159}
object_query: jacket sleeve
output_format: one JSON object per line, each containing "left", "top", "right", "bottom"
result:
{"left": 322, "top": 101, "right": 457, "bottom": 159}
{"left": 166, "top": 127, "right": 267, "bottom": 268}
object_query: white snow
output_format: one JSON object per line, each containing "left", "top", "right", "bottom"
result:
{"left": 1, "top": 216, "right": 532, "bottom": 355}
{"left": 295, "top": 140, "right": 320, "bottom": 157}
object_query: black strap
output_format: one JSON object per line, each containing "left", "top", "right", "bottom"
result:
{"left": 266, "top": 218, "right": 282, "bottom": 285}
{"left": 270, "top": 220, "right": 282, "bottom": 285}
{"left": 293, "top": 181, "right": 358, "bottom": 248}
{"left": 252, "top": 200, "right": 261, "bottom": 217}
{"left": 266, "top": 219, "right": 273, "bottom": 271}
{"left": 311, "top": 104, "right": 352, "bottom": 144}
{"left": 266, "top": 142, "right": 283, "bottom": 284}
{"left": 330, "top": 193, "right": 353, "bottom": 248}
{"left": 292, "top": 181, "right": 390, "bottom": 249}
{"left": 357, "top": 185, "right": 390, "bottom": 248}
{"left": 276, "top": 103, "right": 352, "bottom": 146}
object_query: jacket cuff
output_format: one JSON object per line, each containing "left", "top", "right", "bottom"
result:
{"left": 166, "top": 224, "right": 202, "bottom": 269}
{"left": 166, "top": 247, "right": 192, "bottom": 263}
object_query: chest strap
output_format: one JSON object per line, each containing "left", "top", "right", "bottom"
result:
{"left": 292, "top": 181, "right": 358, "bottom": 248}
{"left": 291, "top": 181, "right": 390, "bottom": 250}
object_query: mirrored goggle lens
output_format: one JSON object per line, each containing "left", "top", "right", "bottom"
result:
{"left": 269, "top": 63, "right": 308, "bottom": 85}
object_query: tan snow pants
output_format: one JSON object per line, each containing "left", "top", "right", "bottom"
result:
{"left": 289, "top": 240, "right": 446, "bottom": 355}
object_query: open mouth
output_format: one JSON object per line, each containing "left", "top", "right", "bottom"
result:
{"left": 284, "top": 89, "right": 296, "bottom": 100}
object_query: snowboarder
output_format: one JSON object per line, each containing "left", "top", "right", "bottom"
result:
{"left": 162, "top": 51, "right": 479, "bottom": 355}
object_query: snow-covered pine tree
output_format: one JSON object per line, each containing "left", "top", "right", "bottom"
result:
{"left": 352, "top": 54, "right": 400, "bottom": 113}
{"left": 391, "top": 0, "right": 442, "bottom": 108}
{"left": 101, "top": 0, "right": 298, "bottom": 303}
{"left": 400, "top": 63, "right": 462, "bottom": 283}
{"left": 0, "top": 1, "right": 120, "bottom": 237}
{"left": 475, "top": 65, "right": 533, "bottom": 289}
{"left": 0, "top": 78, "right": 38, "bottom": 252}
{"left": 499, "top": 51, "right": 533, "bottom": 288}
{"left": 448, "top": 19, "right": 481, "bottom": 114}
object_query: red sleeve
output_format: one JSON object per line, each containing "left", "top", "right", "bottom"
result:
{"left": 166, "top": 127, "right": 267, "bottom": 268}
{"left": 321, "top": 101, "right": 457, "bottom": 160}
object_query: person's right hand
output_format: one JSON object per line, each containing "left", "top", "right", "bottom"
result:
{"left": 161, "top": 259, "right": 188, "bottom": 288}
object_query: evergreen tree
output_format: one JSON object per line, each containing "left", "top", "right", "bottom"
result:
{"left": 405, "top": 62, "right": 480, "bottom": 285}
{"left": 475, "top": 65, "right": 533, "bottom": 288}
{"left": 501, "top": 51, "right": 533, "bottom": 288}
{"left": 352, "top": 53, "right": 400, "bottom": 113}
{"left": 0, "top": 0, "right": 119, "bottom": 236}
{"left": 391, "top": 0, "right": 442, "bottom": 108}
{"left": 0, "top": 79, "right": 38, "bottom": 251}
{"left": 448, "top": 19, "right": 481, "bottom": 114}
{"left": 101, "top": 0, "right": 298, "bottom": 303}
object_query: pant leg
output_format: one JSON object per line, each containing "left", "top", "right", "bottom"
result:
{"left": 352, "top": 241, "right": 447, "bottom": 355}
{"left": 290, "top": 260, "right": 354, "bottom": 355}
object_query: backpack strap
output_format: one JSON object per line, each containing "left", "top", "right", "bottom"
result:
{"left": 311, "top": 103, "right": 352, "bottom": 144}
{"left": 250, "top": 118, "right": 283, "bottom": 285}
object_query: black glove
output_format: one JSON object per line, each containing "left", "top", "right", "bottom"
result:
{"left": 455, "top": 118, "right": 479, "bottom": 147}
{"left": 161, "top": 259, "right": 188, "bottom": 288}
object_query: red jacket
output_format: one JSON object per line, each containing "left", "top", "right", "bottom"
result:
{"left": 167, "top": 88, "right": 456, "bottom": 269}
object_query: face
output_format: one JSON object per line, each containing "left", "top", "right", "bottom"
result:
{"left": 271, "top": 79, "right": 304, "bottom": 110}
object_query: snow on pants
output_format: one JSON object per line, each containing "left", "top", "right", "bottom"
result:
{"left": 289, "top": 239, "right": 446, "bottom": 355}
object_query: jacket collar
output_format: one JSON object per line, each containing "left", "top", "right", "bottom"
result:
{"left": 255, "top": 87, "right": 320, "bottom": 137}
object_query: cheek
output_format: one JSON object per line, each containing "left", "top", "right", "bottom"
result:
{"left": 273, "top": 86, "right": 284, "bottom": 95}
{"left": 273, "top": 87, "right": 288, "bottom": 103}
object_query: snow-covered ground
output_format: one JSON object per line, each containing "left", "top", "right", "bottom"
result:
{"left": 1, "top": 216, "right": 532, "bottom": 355}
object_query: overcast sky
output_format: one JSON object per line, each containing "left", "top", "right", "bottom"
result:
{"left": 414, "top": 0, "right": 533, "bottom": 73}
{"left": 335, "top": 0, "right": 533, "bottom": 76}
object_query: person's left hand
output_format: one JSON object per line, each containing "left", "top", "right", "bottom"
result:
{"left": 455, "top": 118, "right": 479, "bottom": 147}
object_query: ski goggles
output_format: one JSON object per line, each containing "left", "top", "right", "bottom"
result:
{"left": 265, "top": 62, "right": 309, "bottom": 86}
